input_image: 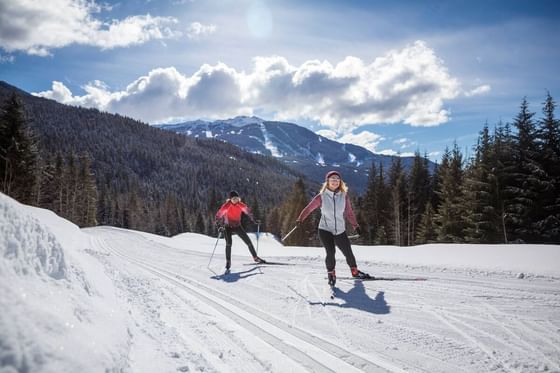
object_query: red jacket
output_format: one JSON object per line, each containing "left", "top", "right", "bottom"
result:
{"left": 215, "top": 201, "right": 254, "bottom": 227}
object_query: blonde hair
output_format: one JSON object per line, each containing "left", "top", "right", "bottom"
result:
{"left": 320, "top": 180, "right": 348, "bottom": 193}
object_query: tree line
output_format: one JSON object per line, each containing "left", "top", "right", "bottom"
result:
{"left": 273, "top": 93, "right": 559, "bottom": 245}
{"left": 1, "top": 85, "right": 558, "bottom": 244}
{"left": 0, "top": 84, "right": 302, "bottom": 234}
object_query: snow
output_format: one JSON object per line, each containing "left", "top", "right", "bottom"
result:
{"left": 316, "top": 152, "right": 325, "bottom": 166}
{"left": 2, "top": 191, "right": 560, "bottom": 372}
{"left": 0, "top": 193, "right": 129, "bottom": 372}
{"left": 260, "top": 123, "right": 283, "bottom": 157}
{"left": 219, "top": 116, "right": 264, "bottom": 127}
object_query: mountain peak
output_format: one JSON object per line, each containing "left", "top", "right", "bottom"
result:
{"left": 216, "top": 116, "right": 265, "bottom": 127}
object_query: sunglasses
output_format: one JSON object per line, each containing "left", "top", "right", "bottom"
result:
{"left": 328, "top": 177, "right": 341, "bottom": 181}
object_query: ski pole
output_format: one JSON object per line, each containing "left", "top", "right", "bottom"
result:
{"left": 208, "top": 229, "right": 222, "bottom": 268}
{"left": 281, "top": 225, "right": 298, "bottom": 242}
{"left": 256, "top": 222, "right": 261, "bottom": 255}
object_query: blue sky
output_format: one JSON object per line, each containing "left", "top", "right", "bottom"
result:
{"left": 1, "top": 0, "right": 558, "bottom": 161}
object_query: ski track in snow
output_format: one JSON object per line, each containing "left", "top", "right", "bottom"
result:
{"left": 86, "top": 227, "right": 560, "bottom": 373}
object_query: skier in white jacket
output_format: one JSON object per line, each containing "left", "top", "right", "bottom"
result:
{"left": 296, "top": 170, "right": 372, "bottom": 286}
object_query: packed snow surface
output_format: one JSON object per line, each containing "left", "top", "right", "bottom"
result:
{"left": 2, "top": 192, "right": 560, "bottom": 372}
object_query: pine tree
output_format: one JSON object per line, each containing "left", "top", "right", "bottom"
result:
{"left": 462, "top": 125, "right": 501, "bottom": 243}
{"left": 38, "top": 154, "right": 57, "bottom": 210}
{"left": 507, "top": 98, "right": 545, "bottom": 242}
{"left": 362, "top": 162, "right": 382, "bottom": 243}
{"left": 388, "top": 157, "right": 406, "bottom": 245}
{"left": 281, "top": 179, "right": 313, "bottom": 246}
{"left": 78, "top": 153, "right": 97, "bottom": 227}
{"left": 267, "top": 207, "right": 282, "bottom": 240}
{"left": 417, "top": 202, "right": 437, "bottom": 244}
{"left": 65, "top": 153, "right": 79, "bottom": 221}
{"left": 0, "top": 93, "right": 38, "bottom": 204}
{"left": 534, "top": 92, "right": 560, "bottom": 241}
{"left": 434, "top": 144, "right": 465, "bottom": 242}
{"left": 374, "top": 163, "right": 390, "bottom": 245}
{"left": 493, "top": 122, "right": 515, "bottom": 243}
{"left": 407, "top": 152, "right": 431, "bottom": 245}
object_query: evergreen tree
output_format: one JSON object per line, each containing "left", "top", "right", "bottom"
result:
{"left": 493, "top": 122, "right": 515, "bottom": 243}
{"left": 65, "top": 153, "right": 79, "bottom": 221}
{"left": 534, "top": 92, "right": 560, "bottom": 241}
{"left": 281, "top": 179, "right": 313, "bottom": 246}
{"left": 417, "top": 202, "right": 437, "bottom": 244}
{"left": 362, "top": 162, "right": 382, "bottom": 243}
{"left": 462, "top": 125, "right": 501, "bottom": 243}
{"left": 76, "top": 153, "right": 97, "bottom": 227}
{"left": 0, "top": 93, "right": 37, "bottom": 204}
{"left": 407, "top": 152, "right": 431, "bottom": 245}
{"left": 434, "top": 144, "right": 465, "bottom": 242}
{"left": 507, "top": 98, "right": 545, "bottom": 242}
{"left": 267, "top": 207, "right": 282, "bottom": 240}
{"left": 387, "top": 157, "right": 406, "bottom": 245}
{"left": 38, "top": 154, "right": 57, "bottom": 210}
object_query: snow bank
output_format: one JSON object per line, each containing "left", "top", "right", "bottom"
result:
{"left": 0, "top": 197, "right": 66, "bottom": 279}
{"left": 352, "top": 243, "right": 560, "bottom": 277}
{"left": 0, "top": 193, "right": 129, "bottom": 373}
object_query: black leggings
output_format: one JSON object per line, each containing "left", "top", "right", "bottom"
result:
{"left": 223, "top": 226, "right": 257, "bottom": 261}
{"left": 318, "top": 229, "right": 357, "bottom": 272}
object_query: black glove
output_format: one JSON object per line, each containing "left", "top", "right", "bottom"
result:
{"left": 355, "top": 227, "right": 362, "bottom": 236}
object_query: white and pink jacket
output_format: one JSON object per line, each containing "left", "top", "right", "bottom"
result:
{"left": 297, "top": 189, "right": 359, "bottom": 235}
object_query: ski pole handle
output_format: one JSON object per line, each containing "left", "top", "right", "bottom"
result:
{"left": 281, "top": 225, "right": 299, "bottom": 242}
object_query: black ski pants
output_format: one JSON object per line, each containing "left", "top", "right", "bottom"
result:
{"left": 318, "top": 229, "right": 357, "bottom": 272}
{"left": 224, "top": 225, "right": 257, "bottom": 261}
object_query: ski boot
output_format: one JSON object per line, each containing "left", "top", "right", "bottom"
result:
{"left": 225, "top": 260, "right": 231, "bottom": 270}
{"left": 351, "top": 267, "right": 372, "bottom": 279}
{"left": 253, "top": 256, "right": 267, "bottom": 264}
{"left": 327, "top": 270, "right": 336, "bottom": 287}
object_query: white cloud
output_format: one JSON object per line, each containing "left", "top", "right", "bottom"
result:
{"left": 0, "top": 0, "right": 180, "bottom": 55}
{"left": 338, "top": 131, "right": 383, "bottom": 153}
{"left": 379, "top": 149, "right": 398, "bottom": 156}
{"left": 186, "top": 22, "right": 216, "bottom": 40}
{"left": 316, "top": 130, "right": 337, "bottom": 140}
{"left": 393, "top": 137, "right": 416, "bottom": 149}
{"left": 465, "top": 84, "right": 491, "bottom": 97}
{"left": 428, "top": 151, "right": 441, "bottom": 158}
{"left": 33, "top": 41, "right": 476, "bottom": 129}
{"left": 0, "top": 53, "right": 14, "bottom": 63}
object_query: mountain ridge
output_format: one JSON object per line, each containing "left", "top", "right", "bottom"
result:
{"left": 156, "top": 116, "right": 434, "bottom": 193}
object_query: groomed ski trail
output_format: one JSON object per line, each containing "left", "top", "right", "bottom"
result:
{"left": 86, "top": 227, "right": 560, "bottom": 373}
{"left": 92, "top": 228, "right": 411, "bottom": 373}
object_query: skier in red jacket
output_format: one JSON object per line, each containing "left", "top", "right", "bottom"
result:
{"left": 215, "top": 191, "right": 266, "bottom": 270}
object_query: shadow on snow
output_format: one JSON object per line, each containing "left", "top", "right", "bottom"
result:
{"left": 210, "top": 266, "right": 262, "bottom": 283}
{"left": 291, "top": 280, "right": 391, "bottom": 315}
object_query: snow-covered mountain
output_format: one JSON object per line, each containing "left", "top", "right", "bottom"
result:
{"left": 3, "top": 191, "right": 560, "bottom": 372}
{"left": 156, "top": 116, "right": 427, "bottom": 193}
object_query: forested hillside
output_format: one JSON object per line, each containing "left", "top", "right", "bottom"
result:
{"left": 0, "top": 81, "right": 308, "bottom": 236}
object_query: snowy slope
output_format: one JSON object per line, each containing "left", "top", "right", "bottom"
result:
{"left": 2, "top": 192, "right": 560, "bottom": 372}
{"left": 0, "top": 193, "right": 130, "bottom": 372}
